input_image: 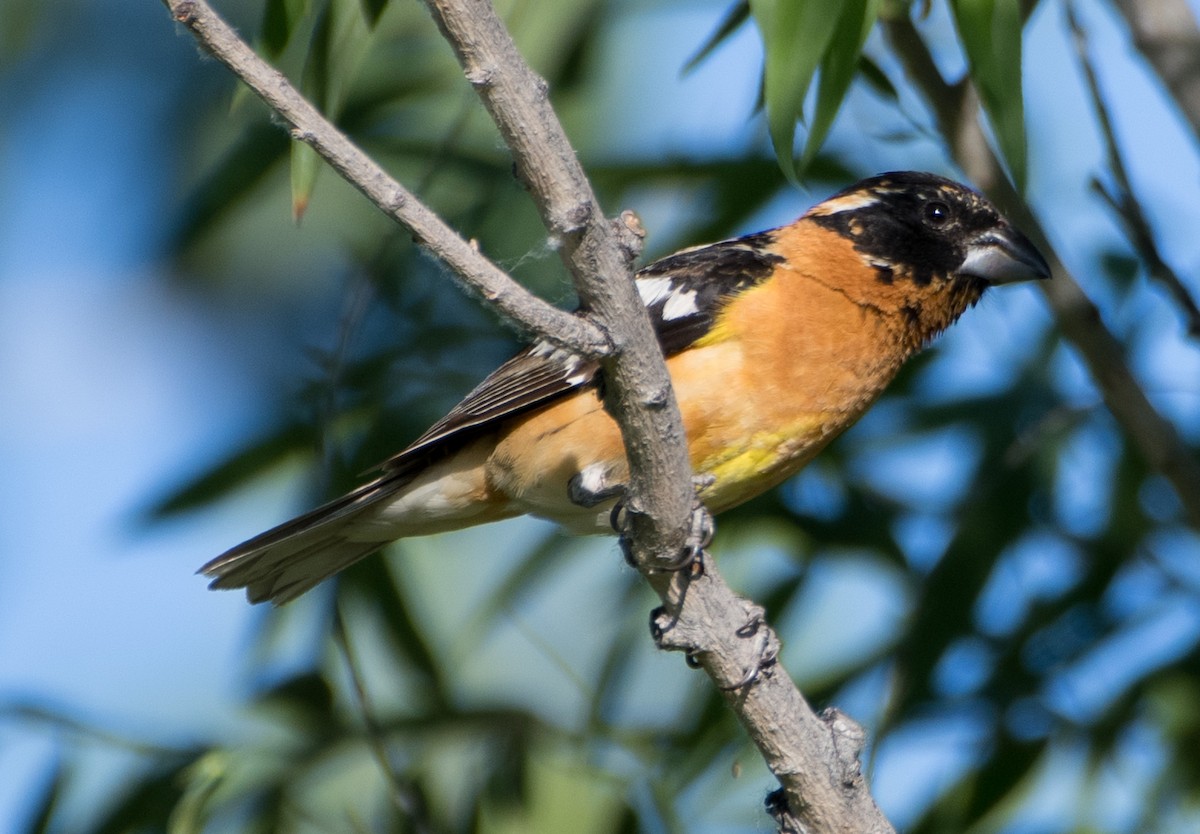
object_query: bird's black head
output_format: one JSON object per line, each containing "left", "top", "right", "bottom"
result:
{"left": 807, "top": 171, "right": 1051, "bottom": 287}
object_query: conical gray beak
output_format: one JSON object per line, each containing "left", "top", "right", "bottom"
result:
{"left": 959, "top": 225, "right": 1052, "bottom": 284}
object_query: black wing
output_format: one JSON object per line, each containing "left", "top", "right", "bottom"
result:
{"left": 379, "top": 230, "right": 784, "bottom": 472}
{"left": 392, "top": 340, "right": 601, "bottom": 464}
{"left": 635, "top": 230, "right": 782, "bottom": 355}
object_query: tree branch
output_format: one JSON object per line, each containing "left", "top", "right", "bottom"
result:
{"left": 883, "top": 10, "right": 1200, "bottom": 532}
{"left": 162, "top": 0, "right": 610, "bottom": 359}
{"left": 417, "top": 1, "right": 892, "bottom": 826}
{"left": 1068, "top": 3, "right": 1200, "bottom": 336}
{"left": 163, "top": 0, "right": 896, "bottom": 829}
{"left": 1111, "top": 0, "right": 1200, "bottom": 145}
{"left": 417, "top": 0, "right": 695, "bottom": 562}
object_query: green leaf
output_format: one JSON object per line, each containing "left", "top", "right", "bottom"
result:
{"left": 168, "top": 122, "right": 290, "bottom": 253}
{"left": 858, "top": 54, "right": 899, "bottom": 102}
{"left": 683, "top": 1, "right": 750, "bottom": 75}
{"left": 749, "top": 0, "right": 840, "bottom": 182}
{"left": 291, "top": 138, "right": 321, "bottom": 222}
{"left": 749, "top": 0, "right": 878, "bottom": 181}
{"left": 21, "top": 756, "right": 66, "bottom": 834}
{"left": 260, "top": 0, "right": 309, "bottom": 59}
{"left": 146, "top": 422, "right": 315, "bottom": 518}
{"left": 802, "top": 0, "right": 882, "bottom": 168}
{"left": 303, "top": 0, "right": 335, "bottom": 111}
{"left": 359, "top": 0, "right": 388, "bottom": 28}
{"left": 168, "top": 753, "right": 229, "bottom": 834}
{"left": 949, "top": 0, "right": 1029, "bottom": 189}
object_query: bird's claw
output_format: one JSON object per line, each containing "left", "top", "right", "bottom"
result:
{"left": 610, "top": 475, "right": 715, "bottom": 572}
{"left": 657, "top": 498, "right": 714, "bottom": 573}
{"left": 718, "top": 613, "right": 778, "bottom": 691}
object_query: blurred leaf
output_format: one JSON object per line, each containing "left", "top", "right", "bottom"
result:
{"left": 749, "top": 0, "right": 878, "bottom": 180}
{"left": 461, "top": 529, "right": 574, "bottom": 636}
{"left": 858, "top": 54, "right": 900, "bottom": 102}
{"left": 749, "top": 0, "right": 840, "bottom": 181}
{"left": 0, "top": 0, "right": 43, "bottom": 64}
{"left": 304, "top": 1, "right": 335, "bottom": 111}
{"left": 291, "top": 139, "right": 321, "bottom": 222}
{"left": 168, "top": 752, "right": 228, "bottom": 834}
{"left": 344, "top": 555, "right": 451, "bottom": 701}
{"left": 147, "top": 421, "right": 315, "bottom": 518}
{"left": 91, "top": 762, "right": 193, "bottom": 834}
{"left": 480, "top": 749, "right": 627, "bottom": 834}
{"left": 21, "top": 755, "right": 65, "bottom": 834}
{"left": 360, "top": 0, "right": 389, "bottom": 28}
{"left": 948, "top": 0, "right": 1029, "bottom": 188}
{"left": 169, "top": 122, "right": 290, "bottom": 253}
{"left": 965, "top": 733, "right": 1044, "bottom": 822}
{"left": 802, "top": 0, "right": 881, "bottom": 168}
{"left": 682, "top": 0, "right": 750, "bottom": 75}
{"left": 261, "top": 0, "right": 309, "bottom": 58}
{"left": 256, "top": 670, "right": 336, "bottom": 721}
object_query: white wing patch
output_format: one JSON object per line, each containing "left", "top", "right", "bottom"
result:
{"left": 637, "top": 276, "right": 673, "bottom": 306}
{"left": 637, "top": 276, "right": 700, "bottom": 321}
{"left": 529, "top": 339, "right": 592, "bottom": 385}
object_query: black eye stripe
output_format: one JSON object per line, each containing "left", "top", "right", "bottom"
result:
{"left": 807, "top": 180, "right": 984, "bottom": 282}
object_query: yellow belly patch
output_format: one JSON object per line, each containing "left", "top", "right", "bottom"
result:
{"left": 695, "top": 417, "right": 828, "bottom": 512}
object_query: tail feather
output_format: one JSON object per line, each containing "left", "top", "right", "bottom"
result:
{"left": 201, "top": 472, "right": 412, "bottom": 605}
{"left": 245, "top": 539, "right": 383, "bottom": 605}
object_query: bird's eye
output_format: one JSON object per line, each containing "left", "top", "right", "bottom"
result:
{"left": 924, "top": 200, "right": 951, "bottom": 226}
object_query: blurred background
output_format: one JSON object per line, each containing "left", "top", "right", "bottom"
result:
{"left": 2, "top": 0, "right": 1199, "bottom": 831}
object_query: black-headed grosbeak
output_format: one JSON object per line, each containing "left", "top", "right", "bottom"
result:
{"left": 204, "top": 172, "right": 1050, "bottom": 604}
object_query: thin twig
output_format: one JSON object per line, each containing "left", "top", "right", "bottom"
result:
{"left": 1111, "top": 0, "right": 1200, "bottom": 145}
{"left": 333, "top": 608, "right": 433, "bottom": 833}
{"left": 1068, "top": 3, "right": 1200, "bottom": 336}
{"left": 162, "top": 0, "right": 609, "bottom": 359}
{"left": 882, "top": 10, "right": 1200, "bottom": 532}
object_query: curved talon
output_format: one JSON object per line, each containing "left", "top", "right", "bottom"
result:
{"left": 764, "top": 788, "right": 796, "bottom": 831}
{"left": 608, "top": 478, "right": 715, "bottom": 572}
{"left": 719, "top": 665, "right": 759, "bottom": 691}
{"left": 649, "top": 606, "right": 668, "bottom": 642}
{"left": 719, "top": 614, "right": 778, "bottom": 691}
{"left": 736, "top": 614, "right": 764, "bottom": 638}
{"left": 656, "top": 497, "right": 715, "bottom": 572}
{"left": 659, "top": 543, "right": 703, "bottom": 573}
{"left": 619, "top": 536, "right": 637, "bottom": 569}
{"left": 609, "top": 498, "right": 627, "bottom": 534}
{"left": 719, "top": 649, "right": 777, "bottom": 691}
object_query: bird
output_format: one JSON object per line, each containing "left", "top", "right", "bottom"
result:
{"left": 202, "top": 171, "right": 1051, "bottom": 605}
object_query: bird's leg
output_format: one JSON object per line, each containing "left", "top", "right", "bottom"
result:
{"left": 606, "top": 474, "right": 716, "bottom": 572}
{"left": 674, "top": 475, "right": 716, "bottom": 572}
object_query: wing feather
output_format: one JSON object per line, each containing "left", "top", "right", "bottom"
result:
{"left": 379, "top": 230, "right": 785, "bottom": 471}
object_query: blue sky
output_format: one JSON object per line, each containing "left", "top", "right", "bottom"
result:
{"left": 2, "top": 0, "right": 1200, "bottom": 831}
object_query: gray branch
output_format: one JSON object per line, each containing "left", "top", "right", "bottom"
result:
{"left": 162, "top": 0, "right": 609, "bottom": 359}
{"left": 418, "top": 0, "right": 696, "bottom": 560}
